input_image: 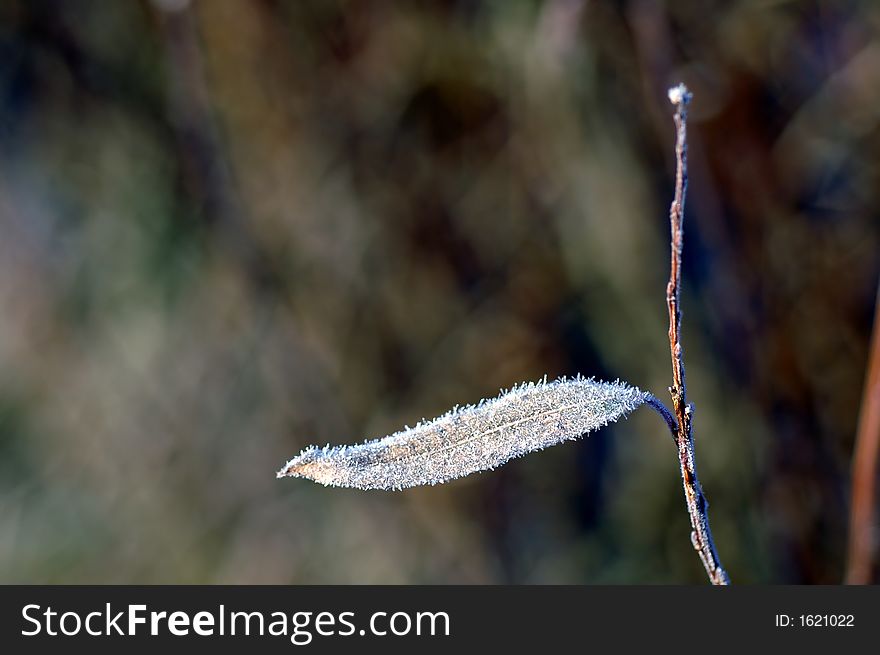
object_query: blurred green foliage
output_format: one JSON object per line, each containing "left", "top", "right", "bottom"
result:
{"left": 0, "top": 0, "right": 878, "bottom": 583}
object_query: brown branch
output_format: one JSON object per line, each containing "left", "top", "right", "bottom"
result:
{"left": 846, "top": 280, "right": 880, "bottom": 584}
{"left": 665, "top": 84, "right": 729, "bottom": 586}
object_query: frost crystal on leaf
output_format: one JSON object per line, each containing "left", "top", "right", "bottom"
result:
{"left": 277, "top": 376, "right": 649, "bottom": 490}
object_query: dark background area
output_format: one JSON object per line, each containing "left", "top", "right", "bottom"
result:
{"left": 0, "top": 0, "right": 878, "bottom": 584}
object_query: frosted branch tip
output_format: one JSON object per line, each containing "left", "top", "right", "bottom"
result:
{"left": 667, "top": 83, "right": 692, "bottom": 107}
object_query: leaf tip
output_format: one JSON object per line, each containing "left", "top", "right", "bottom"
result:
{"left": 276, "top": 445, "right": 340, "bottom": 486}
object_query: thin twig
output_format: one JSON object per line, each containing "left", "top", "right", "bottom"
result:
{"left": 846, "top": 280, "right": 880, "bottom": 584}
{"left": 665, "top": 84, "right": 729, "bottom": 585}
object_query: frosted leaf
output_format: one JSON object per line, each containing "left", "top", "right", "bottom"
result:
{"left": 277, "top": 376, "right": 649, "bottom": 490}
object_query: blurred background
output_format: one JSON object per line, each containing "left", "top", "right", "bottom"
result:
{"left": 1, "top": 0, "right": 878, "bottom": 584}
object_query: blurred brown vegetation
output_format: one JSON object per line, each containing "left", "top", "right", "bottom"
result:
{"left": 0, "top": 0, "right": 878, "bottom": 583}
